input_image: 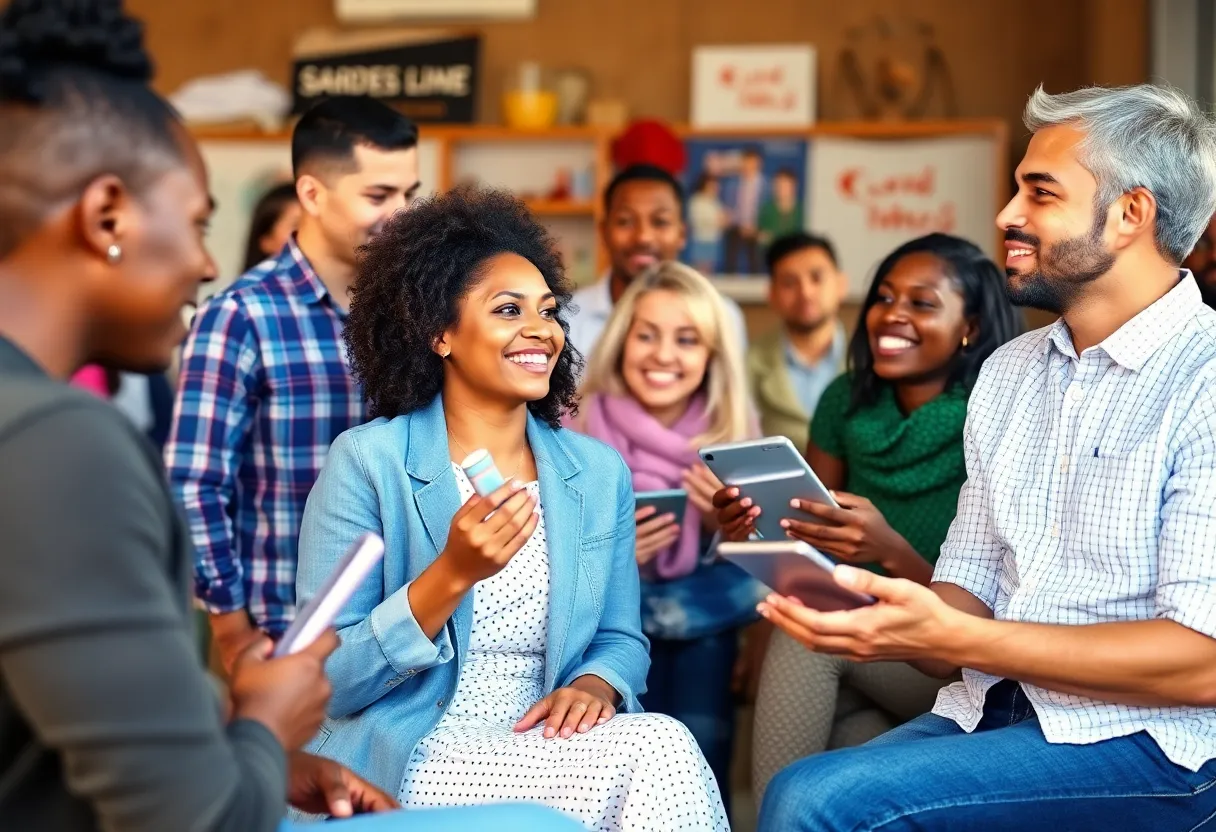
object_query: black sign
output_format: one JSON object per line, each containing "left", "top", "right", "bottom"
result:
{"left": 292, "top": 35, "right": 479, "bottom": 122}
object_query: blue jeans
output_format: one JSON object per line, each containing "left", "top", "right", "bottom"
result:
{"left": 641, "top": 630, "right": 739, "bottom": 814}
{"left": 280, "top": 803, "right": 583, "bottom": 831}
{"left": 760, "top": 679, "right": 1216, "bottom": 831}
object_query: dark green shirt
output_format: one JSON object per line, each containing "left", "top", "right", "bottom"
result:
{"left": 0, "top": 338, "right": 287, "bottom": 831}
{"left": 809, "top": 373, "right": 969, "bottom": 566}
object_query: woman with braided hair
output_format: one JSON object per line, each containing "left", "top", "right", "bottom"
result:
{"left": 0, "top": 2, "right": 579, "bottom": 831}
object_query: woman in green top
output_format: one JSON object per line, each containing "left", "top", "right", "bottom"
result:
{"left": 742, "top": 233, "right": 1022, "bottom": 799}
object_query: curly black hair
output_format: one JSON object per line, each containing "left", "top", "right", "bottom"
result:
{"left": 346, "top": 184, "right": 583, "bottom": 427}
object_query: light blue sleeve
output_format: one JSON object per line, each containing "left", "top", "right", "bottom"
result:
{"left": 561, "top": 457, "right": 650, "bottom": 712}
{"left": 296, "top": 430, "right": 454, "bottom": 719}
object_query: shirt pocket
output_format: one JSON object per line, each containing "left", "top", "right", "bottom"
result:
{"left": 1071, "top": 439, "right": 1162, "bottom": 582}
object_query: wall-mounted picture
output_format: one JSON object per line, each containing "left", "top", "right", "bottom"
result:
{"left": 681, "top": 137, "right": 809, "bottom": 277}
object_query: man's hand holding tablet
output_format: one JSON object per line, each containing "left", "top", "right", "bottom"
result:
{"left": 754, "top": 563, "right": 966, "bottom": 677}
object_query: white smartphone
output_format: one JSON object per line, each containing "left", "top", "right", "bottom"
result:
{"left": 698, "top": 436, "right": 839, "bottom": 542}
{"left": 717, "top": 540, "right": 875, "bottom": 611}
{"left": 274, "top": 532, "right": 386, "bottom": 657}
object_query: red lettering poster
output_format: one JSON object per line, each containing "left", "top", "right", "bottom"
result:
{"left": 692, "top": 45, "right": 815, "bottom": 129}
{"left": 807, "top": 135, "right": 999, "bottom": 298}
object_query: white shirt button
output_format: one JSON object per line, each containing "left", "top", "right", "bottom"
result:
{"left": 1070, "top": 385, "right": 1085, "bottom": 402}
{"left": 1051, "top": 522, "right": 1060, "bottom": 538}
{"left": 1060, "top": 455, "right": 1069, "bottom": 474}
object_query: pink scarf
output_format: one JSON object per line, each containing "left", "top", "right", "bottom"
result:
{"left": 580, "top": 392, "right": 707, "bottom": 580}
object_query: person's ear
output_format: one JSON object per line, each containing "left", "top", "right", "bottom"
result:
{"left": 1110, "top": 186, "right": 1156, "bottom": 253}
{"left": 961, "top": 317, "right": 980, "bottom": 350}
{"left": 77, "top": 174, "right": 133, "bottom": 266}
{"left": 296, "top": 175, "right": 324, "bottom": 218}
{"left": 433, "top": 333, "right": 452, "bottom": 360}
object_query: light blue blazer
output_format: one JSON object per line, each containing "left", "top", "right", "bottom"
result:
{"left": 295, "top": 395, "right": 650, "bottom": 795}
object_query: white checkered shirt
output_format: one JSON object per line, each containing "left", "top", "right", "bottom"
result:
{"left": 932, "top": 273, "right": 1216, "bottom": 772}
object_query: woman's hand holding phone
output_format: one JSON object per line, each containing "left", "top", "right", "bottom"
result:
{"left": 408, "top": 479, "right": 539, "bottom": 641}
{"left": 441, "top": 479, "right": 539, "bottom": 586}
{"left": 681, "top": 464, "right": 725, "bottom": 532}
{"left": 635, "top": 505, "right": 680, "bottom": 565}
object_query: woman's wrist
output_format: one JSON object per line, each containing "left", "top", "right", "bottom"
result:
{"left": 571, "top": 674, "right": 621, "bottom": 706}
{"left": 878, "top": 538, "right": 933, "bottom": 584}
{"left": 427, "top": 552, "right": 476, "bottom": 598}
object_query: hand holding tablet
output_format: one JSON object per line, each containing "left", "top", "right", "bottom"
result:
{"left": 699, "top": 436, "right": 838, "bottom": 542}
{"left": 716, "top": 540, "right": 875, "bottom": 611}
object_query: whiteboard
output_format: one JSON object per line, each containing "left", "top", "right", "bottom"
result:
{"left": 807, "top": 135, "right": 999, "bottom": 299}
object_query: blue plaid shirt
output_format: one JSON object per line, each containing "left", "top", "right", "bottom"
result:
{"left": 166, "top": 238, "right": 365, "bottom": 636}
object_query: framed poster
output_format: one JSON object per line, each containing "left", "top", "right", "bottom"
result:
{"left": 681, "top": 137, "right": 809, "bottom": 277}
{"left": 692, "top": 45, "right": 816, "bottom": 129}
{"left": 807, "top": 135, "right": 1000, "bottom": 298}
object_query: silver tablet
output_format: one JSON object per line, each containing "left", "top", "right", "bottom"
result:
{"left": 717, "top": 540, "right": 875, "bottom": 611}
{"left": 699, "top": 436, "right": 838, "bottom": 542}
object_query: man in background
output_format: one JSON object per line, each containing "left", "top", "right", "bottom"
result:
{"left": 567, "top": 164, "right": 748, "bottom": 361}
{"left": 747, "top": 232, "right": 848, "bottom": 446}
{"left": 166, "top": 96, "right": 422, "bottom": 673}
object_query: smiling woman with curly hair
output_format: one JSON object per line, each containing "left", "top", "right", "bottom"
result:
{"left": 296, "top": 185, "right": 728, "bottom": 829}
{"left": 344, "top": 185, "right": 581, "bottom": 424}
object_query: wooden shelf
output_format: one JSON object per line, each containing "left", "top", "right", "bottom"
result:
{"left": 522, "top": 198, "right": 597, "bottom": 216}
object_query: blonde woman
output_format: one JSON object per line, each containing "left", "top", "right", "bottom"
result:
{"left": 568, "top": 261, "right": 763, "bottom": 811}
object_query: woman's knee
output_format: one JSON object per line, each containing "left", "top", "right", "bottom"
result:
{"left": 620, "top": 711, "right": 698, "bottom": 746}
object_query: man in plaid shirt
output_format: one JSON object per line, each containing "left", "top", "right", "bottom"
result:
{"left": 166, "top": 97, "right": 421, "bottom": 672}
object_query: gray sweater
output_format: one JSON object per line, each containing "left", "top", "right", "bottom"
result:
{"left": 0, "top": 338, "right": 288, "bottom": 831}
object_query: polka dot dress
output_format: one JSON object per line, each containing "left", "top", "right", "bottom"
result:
{"left": 399, "top": 465, "right": 730, "bottom": 831}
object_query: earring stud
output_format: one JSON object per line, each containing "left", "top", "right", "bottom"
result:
{"left": 106, "top": 244, "right": 123, "bottom": 265}
{"left": 961, "top": 335, "right": 969, "bottom": 348}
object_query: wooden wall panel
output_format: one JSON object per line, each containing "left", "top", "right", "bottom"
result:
{"left": 126, "top": 0, "right": 1140, "bottom": 149}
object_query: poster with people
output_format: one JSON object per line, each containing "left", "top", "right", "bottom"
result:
{"left": 681, "top": 137, "right": 809, "bottom": 277}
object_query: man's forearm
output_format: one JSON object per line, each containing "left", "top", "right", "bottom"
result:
{"left": 907, "top": 581, "right": 994, "bottom": 678}
{"left": 939, "top": 616, "right": 1216, "bottom": 708}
